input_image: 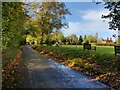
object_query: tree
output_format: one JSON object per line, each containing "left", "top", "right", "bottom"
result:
{"left": 50, "top": 31, "right": 64, "bottom": 44}
{"left": 65, "top": 36, "right": 71, "bottom": 45}
{"left": 70, "top": 34, "right": 78, "bottom": 45}
{"left": 102, "top": 1, "right": 120, "bottom": 44}
{"left": 2, "top": 2, "right": 28, "bottom": 50}
{"left": 28, "top": 1, "right": 71, "bottom": 45}
{"left": 57, "top": 31, "right": 64, "bottom": 43}
{"left": 78, "top": 35, "right": 83, "bottom": 45}
{"left": 2, "top": 2, "right": 29, "bottom": 68}
{"left": 66, "top": 34, "right": 78, "bottom": 45}
{"left": 82, "top": 35, "right": 89, "bottom": 45}
{"left": 86, "top": 35, "right": 97, "bottom": 43}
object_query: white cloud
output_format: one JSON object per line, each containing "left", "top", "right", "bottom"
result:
{"left": 62, "top": 9, "right": 117, "bottom": 40}
{"left": 80, "top": 9, "right": 109, "bottom": 21}
{"left": 62, "top": 22, "right": 82, "bottom": 36}
{"left": 62, "top": 21, "right": 108, "bottom": 37}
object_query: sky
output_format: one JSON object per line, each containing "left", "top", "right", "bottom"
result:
{"left": 23, "top": 0, "right": 118, "bottom": 41}
{"left": 61, "top": 2, "right": 117, "bottom": 41}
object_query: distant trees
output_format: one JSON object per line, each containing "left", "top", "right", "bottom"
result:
{"left": 70, "top": 34, "right": 78, "bottom": 45}
{"left": 82, "top": 35, "right": 89, "bottom": 45}
{"left": 86, "top": 35, "right": 97, "bottom": 43}
{"left": 65, "top": 34, "right": 78, "bottom": 45}
{"left": 50, "top": 31, "right": 64, "bottom": 44}
{"left": 64, "top": 34, "right": 97, "bottom": 45}
{"left": 83, "top": 35, "right": 87, "bottom": 41}
{"left": 65, "top": 36, "right": 71, "bottom": 45}
{"left": 57, "top": 31, "right": 65, "bottom": 43}
{"left": 78, "top": 35, "right": 83, "bottom": 45}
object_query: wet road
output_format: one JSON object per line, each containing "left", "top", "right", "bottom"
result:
{"left": 20, "top": 46, "right": 110, "bottom": 89}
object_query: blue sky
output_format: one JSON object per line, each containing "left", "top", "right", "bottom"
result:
{"left": 61, "top": 2, "right": 117, "bottom": 41}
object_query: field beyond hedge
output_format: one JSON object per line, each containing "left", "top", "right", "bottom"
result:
{"left": 32, "top": 45, "right": 120, "bottom": 89}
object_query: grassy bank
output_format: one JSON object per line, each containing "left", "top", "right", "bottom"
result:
{"left": 32, "top": 45, "right": 120, "bottom": 89}
{"left": 2, "top": 46, "right": 23, "bottom": 88}
{"left": 2, "top": 47, "right": 20, "bottom": 68}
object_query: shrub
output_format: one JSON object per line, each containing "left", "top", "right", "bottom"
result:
{"left": 82, "top": 40, "right": 89, "bottom": 45}
{"left": 66, "top": 42, "right": 69, "bottom": 45}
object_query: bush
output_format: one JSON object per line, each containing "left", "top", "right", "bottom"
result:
{"left": 82, "top": 40, "right": 89, "bottom": 45}
{"left": 66, "top": 42, "right": 69, "bottom": 45}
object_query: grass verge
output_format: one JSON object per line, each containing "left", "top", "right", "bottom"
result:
{"left": 2, "top": 47, "right": 23, "bottom": 88}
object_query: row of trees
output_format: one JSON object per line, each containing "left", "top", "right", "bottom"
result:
{"left": 26, "top": 29, "right": 97, "bottom": 45}
{"left": 2, "top": 1, "right": 71, "bottom": 51}
{"left": 41, "top": 31, "right": 97, "bottom": 45}
{"left": 65, "top": 34, "right": 97, "bottom": 45}
{"left": 2, "top": 1, "right": 120, "bottom": 50}
{"left": 2, "top": 2, "right": 28, "bottom": 51}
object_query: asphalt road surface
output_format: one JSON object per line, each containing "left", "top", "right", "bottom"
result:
{"left": 17, "top": 46, "right": 110, "bottom": 89}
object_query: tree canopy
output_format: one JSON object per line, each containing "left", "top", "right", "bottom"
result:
{"left": 27, "top": 2, "right": 71, "bottom": 45}
{"left": 101, "top": 1, "right": 120, "bottom": 44}
{"left": 2, "top": 2, "right": 28, "bottom": 50}
{"left": 102, "top": 1, "right": 120, "bottom": 30}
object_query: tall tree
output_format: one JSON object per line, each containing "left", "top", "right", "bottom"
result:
{"left": 2, "top": 2, "right": 28, "bottom": 50}
{"left": 28, "top": 1, "right": 71, "bottom": 45}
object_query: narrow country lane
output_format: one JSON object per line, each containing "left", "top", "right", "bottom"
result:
{"left": 18, "top": 46, "right": 110, "bottom": 89}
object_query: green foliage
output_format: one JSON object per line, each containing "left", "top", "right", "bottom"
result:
{"left": 70, "top": 34, "right": 78, "bottom": 45}
{"left": 86, "top": 35, "right": 97, "bottom": 43}
{"left": 82, "top": 35, "right": 97, "bottom": 45}
{"left": 78, "top": 35, "right": 83, "bottom": 45}
{"left": 65, "top": 42, "right": 69, "bottom": 45}
{"left": 2, "top": 2, "right": 28, "bottom": 67}
{"left": 28, "top": 2, "right": 71, "bottom": 45}
{"left": 102, "top": 2, "right": 120, "bottom": 46}
{"left": 65, "top": 34, "right": 78, "bottom": 45}
{"left": 82, "top": 40, "right": 89, "bottom": 45}
{"left": 57, "top": 32, "right": 64, "bottom": 43}
{"left": 102, "top": 1, "right": 120, "bottom": 30}
{"left": 50, "top": 30, "right": 64, "bottom": 44}
{"left": 2, "top": 2, "right": 28, "bottom": 50}
{"left": 83, "top": 35, "right": 87, "bottom": 41}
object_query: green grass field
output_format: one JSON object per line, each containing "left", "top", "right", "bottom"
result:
{"left": 61, "top": 45, "right": 115, "bottom": 55}
{"left": 33, "top": 45, "right": 120, "bottom": 71}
